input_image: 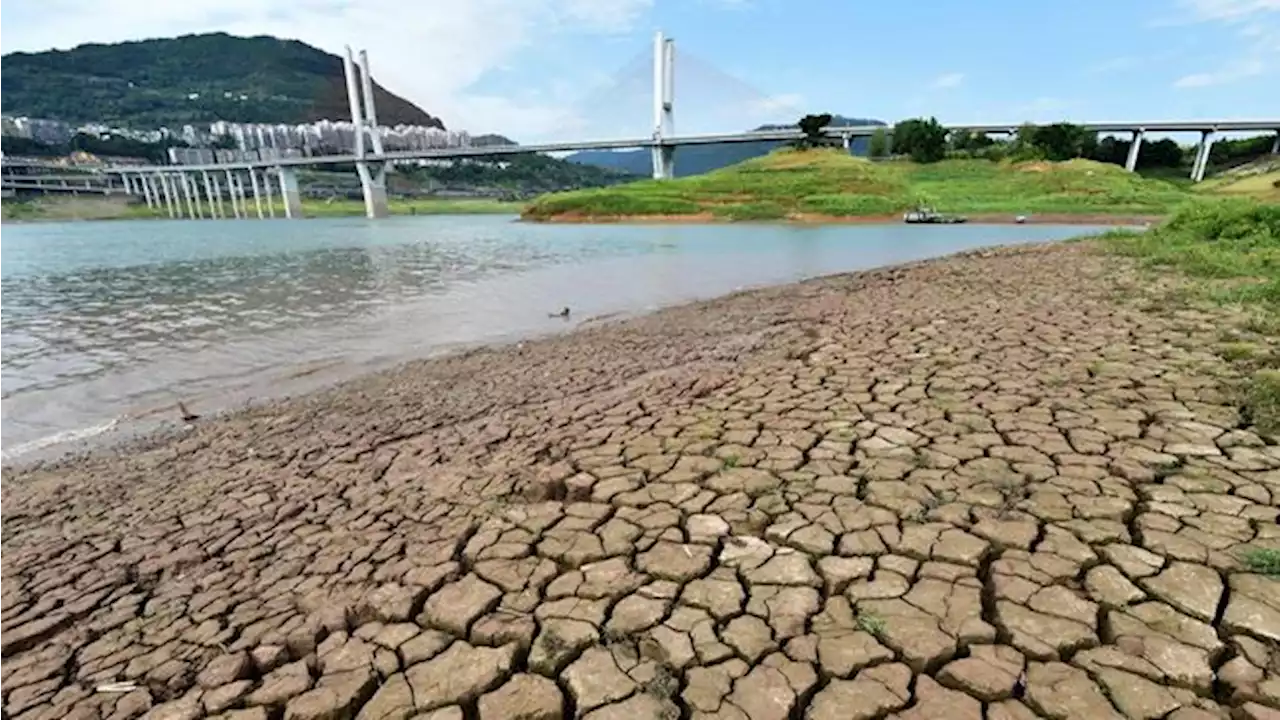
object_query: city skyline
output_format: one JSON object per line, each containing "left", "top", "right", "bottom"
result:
{"left": 1, "top": 114, "right": 472, "bottom": 160}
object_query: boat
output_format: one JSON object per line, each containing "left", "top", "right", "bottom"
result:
{"left": 903, "top": 206, "right": 967, "bottom": 224}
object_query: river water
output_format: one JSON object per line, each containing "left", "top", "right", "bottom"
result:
{"left": 1, "top": 215, "right": 1115, "bottom": 461}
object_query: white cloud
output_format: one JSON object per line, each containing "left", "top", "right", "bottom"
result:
{"left": 1169, "top": 0, "right": 1279, "bottom": 88}
{"left": 929, "top": 72, "right": 965, "bottom": 89}
{"left": 746, "top": 93, "right": 805, "bottom": 117}
{"left": 0, "top": 0, "right": 655, "bottom": 140}
{"left": 1174, "top": 57, "right": 1266, "bottom": 87}
{"left": 1178, "top": 0, "right": 1280, "bottom": 22}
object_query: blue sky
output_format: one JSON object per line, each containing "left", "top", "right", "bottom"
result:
{"left": 2, "top": 0, "right": 1277, "bottom": 142}
{"left": 464, "top": 0, "right": 1280, "bottom": 137}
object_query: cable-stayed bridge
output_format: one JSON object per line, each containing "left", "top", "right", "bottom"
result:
{"left": 3, "top": 32, "right": 1277, "bottom": 220}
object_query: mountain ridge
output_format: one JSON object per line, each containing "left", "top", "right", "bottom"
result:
{"left": 565, "top": 115, "right": 887, "bottom": 177}
{"left": 1, "top": 32, "right": 445, "bottom": 130}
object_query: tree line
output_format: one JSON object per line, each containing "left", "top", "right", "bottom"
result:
{"left": 854, "top": 116, "right": 1273, "bottom": 171}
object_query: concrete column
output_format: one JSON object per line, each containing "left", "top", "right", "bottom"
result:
{"left": 181, "top": 174, "right": 195, "bottom": 218}
{"left": 186, "top": 173, "right": 205, "bottom": 219}
{"left": 201, "top": 172, "right": 220, "bottom": 219}
{"left": 233, "top": 173, "right": 248, "bottom": 217}
{"left": 249, "top": 170, "right": 265, "bottom": 218}
{"left": 140, "top": 174, "right": 156, "bottom": 209}
{"left": 261, "top": 170, "right": 277, "bottom": 218}
{"left": 159, "top": 174, "right": 177, "bottom": 218}
{"left": 1124, "top": 129, "right": 1144, "bottom": 172}
{"left": 1191, "top": 130, "right": 1215, "bottom": 183}
{"left": 278, "top": 166, "right": 303, "bottom": 219}
{"left": 650, "top": 31, "right": 676, "bottom": 180}
{"left": 841, "top": 134, "right": 851, "bottom": 151}
{"left": 210, "top": 174, "right": 227, "bottom": 218}
{"left": 223, "top": 170, "right": 241, "bottom": 218}
{"left": 354, "top": 162, "right": 389, "bottom": 218}
{"left": 1271, "top": 133, "right": 1279, "bottom": 154}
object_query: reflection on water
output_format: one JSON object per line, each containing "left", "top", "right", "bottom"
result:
{"left": 1, "top": 215, "right": 1111, "bottom": 459}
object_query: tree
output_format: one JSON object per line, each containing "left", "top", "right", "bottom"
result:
{"left": 1030, "top": 122, "right": 1091, "bottom": 161}
{"left": 1142, "top": 138, "right": 1184, "bottom": 168}
{"left": 1005, "top": 124, "right": 1041, "bottom": 161}
{"left": 892, "top": 117, "right": 947, "bottom": 163}
{"left": 794, "top": 113, "right": 833, "bottom": 150}
{"left": 868, "top": 127, "right": 889, "bottom": 158}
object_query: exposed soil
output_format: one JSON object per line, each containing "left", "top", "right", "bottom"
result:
{"left": 3, "top": 241, "right": 1277, "bottom": 720}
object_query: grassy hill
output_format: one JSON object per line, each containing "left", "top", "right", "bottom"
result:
{"left": 524, "top": 149, "right": 1196, "bottom": 222}
{"left": 0, "top": 33, "right": 444, "bottom": 129}
{"left": 1194, "top": 156, "right": 1280, "bottom": 203}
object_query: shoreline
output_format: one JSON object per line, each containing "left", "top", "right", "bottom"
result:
{"left": 4, "top": 238, "right": 1278, "bottom": 720}
{"left": 1, "top": 196, "right": 525, "bottom": 223}
{"left": 524, "top": 210, "right": 1164, "bottom": 225}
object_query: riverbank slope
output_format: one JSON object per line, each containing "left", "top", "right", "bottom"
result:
{"left": 3, "top": 201, "right": 1278, "bottom": 720}
{"left": 0, "top": 195, "right": 523, "bottom": 222}
{"left": 523, "top": 149, "right": 1201, "bottom": 223}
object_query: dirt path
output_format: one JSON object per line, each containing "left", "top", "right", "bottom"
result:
{"left": 3, "top": 242, "right": 1277, "bottom": 720}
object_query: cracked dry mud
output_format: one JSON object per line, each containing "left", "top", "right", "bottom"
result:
{"left": 3, "top": 242, "right": 1279, "bottom": 720}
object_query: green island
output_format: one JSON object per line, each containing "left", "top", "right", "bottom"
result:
{"left": 523, "top": 148, "right": 1278, "bottom": 223}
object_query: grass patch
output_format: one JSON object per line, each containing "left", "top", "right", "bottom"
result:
{"left": 1217, "top": 342, "right": 1262, "bottom": 362}
{"left": 524, "top": 149, "right": 1198, "bottom": 222}
{"left": 1244, "top": 369, "right": 1280, "bottom": 436}
{"left": 709, "top": 201, "right": 787, "bottom": 221}
{"left": 1101, "top": 198, "right": 1280, "bottom": 315}
{"left": 856, "top": 612, "right": 886, "bottom": 638}
{"left": 1240, "top": 547, "right": 1280, "bottom": 576}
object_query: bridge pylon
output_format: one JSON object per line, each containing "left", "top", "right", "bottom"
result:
{"left": 343, "top": 46, "right": 390, "bottom": 218}
{"left": 651, "top": 31, "right": 676, "bottom": 180}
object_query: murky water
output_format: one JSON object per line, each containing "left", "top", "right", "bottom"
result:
{"left": 1, "top": 215, "right": 1115, "bottom": 460}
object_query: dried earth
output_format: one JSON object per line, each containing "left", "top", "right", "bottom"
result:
{"left": 3, "top": 241, "right": 1278, "bottom": 720}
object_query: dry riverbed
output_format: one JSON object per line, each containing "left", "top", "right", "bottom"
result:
{"left": 2, "top": 241, "right": 1278, "bottom": 720}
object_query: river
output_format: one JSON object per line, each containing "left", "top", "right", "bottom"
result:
{"left": 1, "top": 215, "right": 1118, "bottom": 461}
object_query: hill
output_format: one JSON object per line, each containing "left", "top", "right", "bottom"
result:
{"left": 523, "top": 150, "right": 1195, "bottom": 222}
{"left": 0, "top": 33, "right": 444, "bottom": 129}
{"left": 564, "top": 115, "right": 885, "bottom": 177}
{"left": 1194, "top": 156, "right": 1280, "bottom": 203}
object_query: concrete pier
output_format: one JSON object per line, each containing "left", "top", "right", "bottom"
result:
{"left": 1124, "top": 129, "right": 1144, "bottom": 172}
{"left": 202, "top": 172, "right": 220, "bottom": 219}
{"left": 278, "top": 167, "right": 303, "bottom": 219}
{"left": 183, "top": 174, "right": 202, "bottom": 219}
{"left": 141, "top": 175, "right": 157, "bottom": 209}
{"left": 249, "top": 170, "right": 265, "bottom": 219}
{"left": 1191, "top": 130, "right": 1215, "bottom": 183}
{"left": 210, "top": 174, "right": 226, "bottom": 218}
{"left": 224, "top": 171, "right": 241, "bottom": 219}
{"left": 159, "top": 174, "right": 177, "bottom": 218}
{"left": 262, "top": 171, "right": 277, "bottom": 218}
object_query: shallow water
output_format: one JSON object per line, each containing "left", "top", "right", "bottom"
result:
{"left": 1, "top": 215, "right": 1117, "bottom": 460}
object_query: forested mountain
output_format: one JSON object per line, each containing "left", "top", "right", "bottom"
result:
{"left": 1, "top": 33, "right": 444, "bottom": 129}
